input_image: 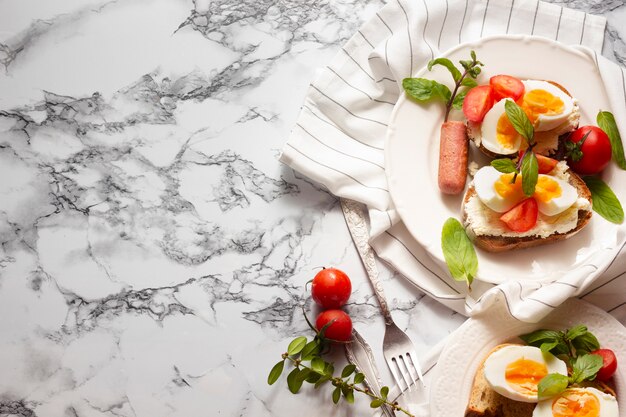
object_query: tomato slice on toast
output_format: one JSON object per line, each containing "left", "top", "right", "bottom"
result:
{"left": 500, "top": 198, "right": 538, "bottom": 232}
{"left": 490, "top": 75, "right": 525, "bottom": 102}
{"left": 463, "top": 85, "right": 495, "bottom": 123}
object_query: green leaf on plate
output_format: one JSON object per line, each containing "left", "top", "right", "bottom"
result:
{"left": 441, "top": 218, "right": 477, "bottom": 286}
{"left": 402, "top": 78, "right": 452, "bottom": 103}
{"left": 597, "top": 111, "right": 626, "bottom": 170}
{"left": 583, "top": 176, "right": 624, "bottom": 224}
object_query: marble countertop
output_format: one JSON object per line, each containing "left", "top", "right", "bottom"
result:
{"left": 0, "top": 1, "right": 624, "bottom": 416}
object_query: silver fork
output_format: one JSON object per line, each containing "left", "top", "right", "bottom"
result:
{"left": 341, "top": 198, "right": 425, "bottom": 394}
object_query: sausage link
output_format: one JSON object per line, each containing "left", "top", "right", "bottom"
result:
{"left": 438, "top": 121, "right": 468, "bottom": 195}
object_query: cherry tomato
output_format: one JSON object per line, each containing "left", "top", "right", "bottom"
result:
{"left": 490, "top": 75, "right": 525, "bottom": 102}
{"left": 315, "top": 309, "right": 352, "bottom": 342}
{"left": 311, "top": 268, "right": 352, "bottom": 309}
{"left": 463, "top": 85, "right": 495, "bottom": 123}
{"left": 592, "top": 348, "right": 618, "bottom": 382}
{"left": 566, "top": 126, "right": 612, "bottom": 175}
{"left": 518, "top": 151, "right": 558, "bottom": 174}
{"left": 500, "top": 198, "right": 538, "bottom": 232}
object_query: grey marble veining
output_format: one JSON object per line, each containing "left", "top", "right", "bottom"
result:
{"left": 0, "top": 0, "right": 624, "bottom": 416}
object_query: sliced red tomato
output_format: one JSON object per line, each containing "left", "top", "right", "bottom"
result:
{"left": 462, "top": 85, "right": 495, "bottom": 123}
{"left": 518, "top": 151, "right": 558, "bottom": 174}
{"left": 490, "top": 75, "right": 525, "bottom": 102}
{"left": 591, "top": 349, "right": 618, "bottom": 382}
{"left": 500, "top": 198, "right": 538, "bottom": 232}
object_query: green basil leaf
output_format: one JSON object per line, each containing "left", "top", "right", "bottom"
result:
{"left": 571, "top": 331, "right": 601, "bottom": 355}
{"left": 452, "top": 89, "right": 469, "bottom": 110}
{"left": 584, "top": 176, "right": 624, "bottom": 224}
{"left": 287, "top": 336, "right": 307, "bottom": 355}
{"left": 428, "top": 57, "right": 462, "bottom": 82}
{"left": 571, "top": 354, "right": 603, "bottom": 382}
{"left": 461, "top": 78, "right": 478, "bottom": 88}
{"left": 519, "top": 329, "right": 561, "bottom": 346}
{"left": 537, "top": 373, "right": 569, "bottom": 398}
{"left": 341, "top": 364, "right": 356, "bottom": 378}
{"left": 521, "top": 151, "right": 538, "bottom": 196}
{"left": 597, "top": 111, "right": 626, "bottom": 170}
{"left": 491, "top": 158, "right": 518, "bottom": 173}
{"left": 441, "top": 218, "right": 477, "bottom": 286}
{"left": 402, "top": 78, "right": 451, "bottom": 103}
{"left": 505, "top": 100, "right": 534, "bottom": 143}
{"left": 540, "top": 340, "right": 559, "bottom": 355}
{"left": 267, "top": 360, "right": 285, "bottom": 385}
{"left": 332, "top": 386, "right": 341, "bottom": 404}
{"left": 565, "top": 325, "right": 588, "bottom": 341}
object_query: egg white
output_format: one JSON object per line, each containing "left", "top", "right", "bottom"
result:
{"left": 532, "top": 387, "right": 619, "bottom": 417}
{"left": 535, "top": 175, "right": 578, "bottom": 216}
{"left": 483, "top": 345, "right": 568, "bottom": 403}
{"left": 473, "top": 166, "right": 523, "bottom": 213}
{"left": 522, "top": 80, "right": 575, "bottom": 132}
{"left": 480, "top": 99, "right": 522, "bottom": 155}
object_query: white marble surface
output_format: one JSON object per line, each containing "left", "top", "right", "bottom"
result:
{"left": 0, "top": 1, "right": 624, "bottom": 416}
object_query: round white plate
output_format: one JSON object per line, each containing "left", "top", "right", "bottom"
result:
{"left": 429, "top": 298, "right": 626, "bottom": 417}
{"left": 385, "top": 35, "right": 626, "bottom": 284}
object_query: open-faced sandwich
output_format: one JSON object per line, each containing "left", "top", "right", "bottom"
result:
{"left": 465, "top": 326, "right": 619, "bottom": 417}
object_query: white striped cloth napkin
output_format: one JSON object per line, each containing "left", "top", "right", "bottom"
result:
{"left": 280, "top": 0, "right": 626, "bottom": 323}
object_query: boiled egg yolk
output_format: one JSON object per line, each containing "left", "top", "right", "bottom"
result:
{"left": 521, "top": 89, "right": 565, "bottom": 126}
{"left": 533, "top": 176, "right": 562, "bottom": 203}
{"left": 505, "top": 358, "right": 548, "bottom": 396}
{"left": 552, "top": 390, "right": 600, "bottom": 417}
{"left": 494, "top": 173, "right": 524, "bottom": 201}
{"left": 496, "top": 112, "right": 521, "bottom": 151}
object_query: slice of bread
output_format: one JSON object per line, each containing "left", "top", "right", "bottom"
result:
{"left": 462, "top": 168, "right": 592, "bottom": 253}
{"left": 465, "top": 344, "right": 536, "bottom": 417}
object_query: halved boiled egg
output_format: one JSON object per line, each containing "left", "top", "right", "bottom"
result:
{"left": 522, "top": 80, "right": 576, "bottom": 132}
{"left": 532, "top": 387, "right": 619, "bottom": 417}
{"left": 483, "top": 345, "right": 568, "bottom": 403}
{"left": 480, "top": 98, "right": 522, "bottom": 156}
{"left": 473, "top": 166, "right": 578, "bottom": 216}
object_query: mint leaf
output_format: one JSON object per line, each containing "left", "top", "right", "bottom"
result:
{"left": 461, "top": 78, "right": 478, "bottom": 88}
{"left": 505, "top": 100, "right": 534, "bottom": 144}
{"left": 571, "top": 331, "right": 601, "bottom": 355}
{"left": 537, "top": 373, "right": 569, "bottom": 398}
{"left": 571, "top": 354, "right": 603, "bottom": 383}
{"left": 583, "top": 176, "right": 624, "bottom": 224}
{"left": 491, "top": 158, "right": 518, "bottom": 174}
{"left": 521, "top": 151, "right": 538, "bottom": 196}
{"left": 540, "top": 340, "right": 560, "bottom": 355}
{"left": 565, "top": 325, "right": 588, "bottom": 341}
{"left": 597, "top": 111, "right": 626, "bottom": 170}
{"left": 403, "top": 78, "right": 452, "bottom": 103}
{"left": 428, "top": 57, "right": 461, "bottom": 82}
{"left": 452, "top": 89, "right": 469, "bottom": 110}
{"left": 519, "top": 329, "right": 561, "bottom": 346}
{"left": 441, "top": 218, "right": 477, "bottom": 286}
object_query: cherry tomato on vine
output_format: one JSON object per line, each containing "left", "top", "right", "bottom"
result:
{"left": 311, "top": 267, "right": 352, "bottom": 309}
{"left": 315, "top": 309, "right": 352, "bottom": 342}
{"left": 566, "top": 126, "right": 612, "bottom": 175}
{"left": 592, "top": 348, "right": 618, "bottom": 382}
{"left": 490, "top": 75, "right": 525, "bottom": 102}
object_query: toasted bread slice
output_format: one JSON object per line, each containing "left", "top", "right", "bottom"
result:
{"left": 462, "top": 167, "right": 592, "bottom": 253}
{"left": 465, "top": 344, "right": 536, "bottom": 417}
{"left": 468, "top": 80, "right": 579, "bottom": 159}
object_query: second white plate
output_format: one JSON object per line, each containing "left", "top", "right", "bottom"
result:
{"left": 385, "top": 35, "right": 626, "bottom": 284}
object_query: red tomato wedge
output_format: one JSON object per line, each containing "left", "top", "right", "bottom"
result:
{"left": 463, "top": 85, "right": 495, "bottom": 123}
{"left": 500, "top": 198, "right": 538, "bottom": 232}
{"left": 591, "top": 349, "right": 618, "bottom": 382}
{"left": 518, "top": 151, "right": 558, "bottom": 174}
{"left": 490, "top": 75, "right": 525, "bottom": 102}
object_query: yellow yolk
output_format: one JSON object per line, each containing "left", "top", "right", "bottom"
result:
{"left": 496, "top": 113, "right": 520, "bottom": 150}
{"left": 504, "top": 358, "right": 548, "bottom": 396}
{"left": 552, "top": 391, "right": 601, "bottom": 417}
{"left": 533, "top": 176, "right": 562, "bottom": 203}
{"left": 521, "top": 89, "right": 564, "bottom": 126}
{"left": 494, "top": 173, "right": 524, "bottom": 200}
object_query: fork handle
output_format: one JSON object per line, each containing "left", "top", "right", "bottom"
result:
{"left": 341, "top": 199, "right": 394, "bottom": 326}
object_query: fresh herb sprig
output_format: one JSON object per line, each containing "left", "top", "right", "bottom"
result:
{"left": 520, "top": 325, "right": 604, "bottom": 398}
{"left": 268, "top": 332, "right": 415, "bottom": 417}
{"left": 402, "top": 50, "right": 483, "bottom": 121}
{"left": 490, "top": 100, "right": 539, "bottom": 196}
{"left": 597, "top": 111, "right": 626, "bottom": 170}
{"left": 441, "top": 217, "right": 477, "bottom": 288}
{"left": 583, "top": 176, "right": 625, "bottom": 224}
